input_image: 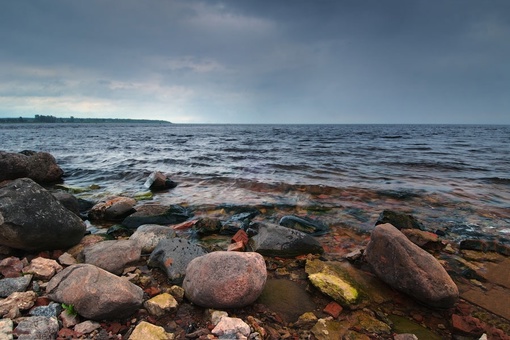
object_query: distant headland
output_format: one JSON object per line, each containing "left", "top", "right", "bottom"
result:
{"left": 0, "top": 115, "right": 171, "bottom": 124}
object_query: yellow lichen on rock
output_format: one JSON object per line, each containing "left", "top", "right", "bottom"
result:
{"left": 308, "top": 272, "right": 358, "bottom": 305}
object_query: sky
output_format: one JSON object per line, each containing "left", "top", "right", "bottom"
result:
{"left": 1, "top": 1, "right": 509, "bottom": 124}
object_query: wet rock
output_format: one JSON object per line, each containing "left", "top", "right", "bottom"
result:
{"left": 211, "top": 316, "right": 250, "bottom": 338}
{"left": 459, "top": 239, "right": 510, "bottom": 256}
{"left": 148, "top": 238, "right": 207, "bottom": 284}
{"left": 0, "top": 178, "right": 86, "bottom": 251}
{"left": 122, "top": 204, "right": 192, "bottom": 229}
{"left": 365, "top": 223, "right": 459, "bottom": 308}
{"left": 29, "top": 301, "right": 62, "bottom": 317}
{"left": 81, "top": 240, "right": 141, "bottom": 275}
{"left": 350, "top": 310, "right": 391, "bottom": 335}
{"left": 129, "top": 224, "right": 176, "bottom": 253}
{"left": 0, "top": 257, "right": 26, "bottom": 278}
{"left": 0, "top": 150, "right": 63, "bottom": 183}
{"left": 279, "top": 215, "right": 330, "bottom": 236}
{"left": 143, "top": 171, "right": 177, "bottom": 191}
{"left": 129, "top": 321, "right": 175, "bottom": 340}
{"left": 52, "top": 191, "right": 81, "bottom": 216}
{"left": 195, "top": 218, "right": 222, "bottom": 235}
{"left": 88, "top": 196, "right": 137, "bottom": 221}
{"left": 257, "top": 279, "right": 316, "bottom": 323}
{"left": 295, "top": 312, "right": 318, "bottom": 327}
{"left": 305, "top": 259, "right": 359, "bottom": 306}
{"left": 311, "top": 318, "right": 347, "bottom": 340}
{"left": 0, "top": 291, "right": 38, "bottom": 318}
{"left": 401, "top": 228, "right": 441, "bottom": 249}
{"left": 375, "top": 210, "right": 425, "bottom": 230}
{"left": 22, "top": 257, "right": 62, "bottom": 280}
{"left": 13, "top": 316, "right": 59, "bottom": 340}
{"left": 144, "top": 293, "right": 178, "bottom": 317}
{"left": 183, "top": 251, "right": 267, "bottom": 309}
{"left": 0, "top": 318, "right": 13, "bottom": 340}
{"left": 46, "top": 264, "right": 144, "bottom": 320}
{"left": 248, "top": 222, "right": 324, "bottom": 257}
{"left": 0, "top": 275, "right": 32, "bottom": 297}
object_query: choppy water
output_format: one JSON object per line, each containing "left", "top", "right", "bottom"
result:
{"left": 1, "top": 123, "right": 509, "bottom": 242}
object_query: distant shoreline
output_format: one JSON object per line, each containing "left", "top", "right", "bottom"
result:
{"left": 0, "top": 116, "right": 171, "bottom": 124}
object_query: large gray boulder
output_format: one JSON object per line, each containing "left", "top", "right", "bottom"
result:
{"left": 365, "top": 223, "right": 459, "bottom": 308}
{"left": 248, "top": 222, "right": 324, "bottom": 257}
{"left": 46, "top": 264, "right": 143, "bottom": 320}
{"left": 0, "top": 178, "right": 86, "bottom": 251}
{"left": 81, "top": 240, "right": 141, "bottom": 275}
{"left": 148, "top": 238, "right": 207, "bottom": 284}
{"left": 0, "top": 150, "right": 63, "bottom": 183}
{"left": 183, "top": 251, "right": 267, "bottom": 309}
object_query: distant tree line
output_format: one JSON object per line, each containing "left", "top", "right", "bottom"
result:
{"left": 0, "top": 115, "right": 171, "bottom": 124}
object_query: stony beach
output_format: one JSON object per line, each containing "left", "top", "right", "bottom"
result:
{"left": 1, "top": 150, "right": 509, "bottom": 340}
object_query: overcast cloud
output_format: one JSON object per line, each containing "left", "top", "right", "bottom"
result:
{"left": 1, "top": 1, "right": 509, "bottom": 124}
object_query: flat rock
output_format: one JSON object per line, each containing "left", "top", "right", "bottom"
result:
{"left": 0, "top": 275, "right": 32, "bottom": 297}
{"left": 13, "top": 316, "right": 59, "bottom": 340}
{"left": 365, "top": 223, "right": 459, "bottom": 308}
{"left": 0, "top": 178, "right": 86, "bottom": 251}
{"left": 46, "top": 264, "right": 144, "bottom": 320}
{"left": 183, "top": 251, "right": 267, "bottom": 309}
{"left": 81, "top": 240, "right": 141, "bottom": 275}
{"left": 129, "top": 224, "right": 176, "bottom": 253}
{"left": 248, "top": 222, "right": 324, "bottom": 257}
{"left": 122, "top": 204, "right": 192, "bottom": 229}
{"left": 148, "top": 238, "right": 207, "bottom": 284}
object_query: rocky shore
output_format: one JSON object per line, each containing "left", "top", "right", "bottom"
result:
{"left": 0, "top": 150, "right": 509, "bottom": 339}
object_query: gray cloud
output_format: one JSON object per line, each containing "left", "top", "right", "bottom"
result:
{"left": 0, "top": 0, "right": 509, "bottom": 123}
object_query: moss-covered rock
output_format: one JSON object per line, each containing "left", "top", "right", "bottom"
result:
{"left": 308, "top": 272, "right": 358, "bottom": 305}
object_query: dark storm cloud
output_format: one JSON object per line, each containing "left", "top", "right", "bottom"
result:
{"left": 0, "top": 1, "right": 508, "bottom": 123}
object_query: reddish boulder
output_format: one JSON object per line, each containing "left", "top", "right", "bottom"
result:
{"left": 183, "top": 251, "right": 267, "bottom": 308}
{"left": 365, "top": 223, "right": 458, "bottom": 308}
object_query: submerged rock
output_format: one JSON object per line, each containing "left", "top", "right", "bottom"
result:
{"left": 248, "top": 222, "right": 324, "bottom": 257}
{"left": 148, "top": 238, "right": 207, "bottom": 284}
{"left": 305, "top": 259, "right": 359, "bottom": 306}
{"left": 0, "top": 178, "right": 86, "bottom": 251}
{"left": 365, "top": 223, "right": 459, "bottom": 308}
{"left": 46, "top": 264, "right": 144, "bottom": 320}
{"left": 122, "top": 204, "right": 192, "bottom": 229}
{"left": 375, "top": 210, "right": 425, "bottom": 230}
{"left": 183, "top": 251, "right": 267, "bottom": 309}
{"left": 279, "top": 215, "right": 330, "bottom": 236}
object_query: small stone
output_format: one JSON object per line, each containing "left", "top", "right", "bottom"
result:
{"left": 167, "top": 285, "right": 185, "bottom": 302}
{"left": 295, "top": 312, "right": 318, "bottom": 327}
{"left": 58, "top": 252, "right": 77, "bottom": 266}
{"left": 22, "top": 257, "right": 63, "bottom": 280}
{"left": 211, "top": 316, "right": 250, "bottom": 338}
{"left": 0, "top": 275, "right": 32, "bottom": 297}
{"left": 13, "top": 316, "right": 59, "bottom": 340}
{"left": 227, "top": 241, "right": 245, "bottom": 252}
{"left": 451, "top": 314, "right": 485, "bottom": 337}
{"left": 144, "top": 293, "right": 178, "bottom": 317}
{"left": 444, "top": 243, "right": 456, "bottom": 254}
{"left": 74, "top": 320, "right": 101, "bottom": 334}
{"left": 0, "top": 291, "right": 38, "bottom": 318}
{"left": 29, "top": 302, "right": 63, "bottom": 317}
{"left": 60, "top": 309, "right": 80, "bottom": 328}
{"left": 323, "top": 301, "right": 343, "bottom": 318}
{"left": 129, "top": 321, "right": 174, "bottom": 340}
{"left": 308, "top": 272, "right": 358, "bottom": 305}
{"left": 394, "top": 334, "right": 418, "bottom": 340}
{"left": 0, "top": 318, "right": 13, "bottom": 340}
{"left": 210, "top": 310, "right": 229, "bottom": 325}
{"left": 0, "top": 257, "right": 26, "bottom": 278}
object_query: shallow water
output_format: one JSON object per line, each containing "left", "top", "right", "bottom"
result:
{"left": 1, "top": 123, "right": 509, "bottom": 242}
